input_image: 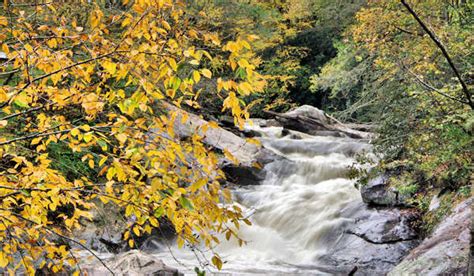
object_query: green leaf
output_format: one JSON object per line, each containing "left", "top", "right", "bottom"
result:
{"left": 179, "top": 196, "right": 194, "bottom": 210}
{"left": 154, "top": 207, "right": 164, "bottom": 217}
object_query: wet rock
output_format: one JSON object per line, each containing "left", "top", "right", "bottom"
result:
{"left": 389, "top": 198, "right": 473, "bottom": 275}
{"left": 360, "top": 174, "right": 410, "bottom": 207}
{"left": 248, "top": 118, "right": 281, "bottom": 128}
{"left": 349, "top": 208, "right": 418, "bottom": 244}
{"left": 222, "top": 148, "right": 285, "bottom": 185}
{"left": 318, "top": 202, "right": 419, "bottom": 275}
{"left": 284, "top": 105, "right": 331, "bottom": 125}
{"left": 264, "top": 105, "right": 374, "bottom": 139}
{"left": 255, "top": 148, "right": 285, "bottom": 165}
{"left": 222, "top": 163, "right": 266, "bottom": 186}
{"left": 242, "top": 128, "right": 262, "bottom": 138}
{"left": 74, "top": 203, "right": 128, "bottom": 253}
{"left": 83, "top": 250, "right": 183, "bottom": 275}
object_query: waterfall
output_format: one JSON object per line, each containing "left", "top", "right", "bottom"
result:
{"left": 152, "top": 125, "right": 372, "bottom": 275}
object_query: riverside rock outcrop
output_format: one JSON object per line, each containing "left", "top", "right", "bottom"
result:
{"left": 389, "top": 198, "right": 472, "bottom": 275}
{"left": 163, "top": 103, "right": 283, "bottom": 185}
{"left": 318, "top": 201, "right": 420, "bottom": 275}
{"left": 360, "top": 174, "right": 411, "bottom": 207}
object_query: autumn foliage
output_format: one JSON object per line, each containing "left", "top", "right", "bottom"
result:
{"left": 0, "top": 0, "right": 264, "bottom": 273}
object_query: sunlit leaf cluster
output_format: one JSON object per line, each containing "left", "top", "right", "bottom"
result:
{"left": 0, "top": 0, "right": 264, "bottom": 273}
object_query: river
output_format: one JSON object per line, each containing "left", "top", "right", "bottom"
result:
{"left": 150, "top": 124, "right": 372, "bottom": 275}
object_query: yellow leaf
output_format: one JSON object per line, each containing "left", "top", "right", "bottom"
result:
{"left": 238, "top": 82, "right": 253, "bottom": 95}
{"left": 128, "top": 239, "right": 135, "bottom": 248}
{"left": 121, "top": 17, "right": 131, "bottom": 27}
{"left": 192, "top": 71, "right": 201, "bottom": 83}
{"left": 201, "top": 69, "right": 212, "bottom": 78}
{"left": 99, "top": 156, "right": 108, "bottom": 166}
{"left": 90, "top": 9, "right": 102, "bottom": 28}
{"left": 177, "top": 236, "right": 184, "bottom": 248}
{"left": 189, "top": 59, "right": 199, "bottom": 66}
{"left": 212, "top": 256, "right": 223, "bottom": 270}
{"left": 133, "top": 226, "right": 140, "bottom": 236}
{"left": 0, "top": 17, "right": 7, "bottom": 27}
{"left": 208, "top": 121, "right": 219, "bottom": 128}
{"left": 223, "top": 149, "right": 239, "bottom": 165}
{"left": 189, "top": 178, "right": 207, "bottom": 192}
{"left": 14, "top": 92, "right": 30, "bottom": 108}
{"left": 180, "top": 112, "right": 189, "bottom": 124}
{"left": 149, "top": 217, "right": 159, "bottom": 227}
{"left": 116, "top": 133, "right": 127, "bottom": 144}
{"left": 1, "top": 43, "right": 8, "bottom": 54}
{"left": 168, "top": 58, "right": 177, "bottom": 71}
{"left": 246, "top": 138, "right": 261, "bottom": 146}
{"left": 0, "top": 251, "right": 8, "bottom": 268}
{"left": 83, "top": 132, "right": 93, "bottom": 143}
{"left": 31, "top": 137, "right": 42, "bottom": 145}
{"left": 38, "top": 25, "right": 49, "bottom": 31}
{"left": 0, "top": 89, "right": 6, "bottom": 102}
{"left": 162, "top": 20, "right": 171, "bottom": 31}
{"left": 25, "top": 44, "right": 33, "bottom": 52}
{"left": 103, "top": 61, "right": 117, "bottom": 75}
{"left": 238, "top": 59, "right": 249, "bottom": 68}
{"left": 106, "top": 167, "right": 115, "bottom": 180}
{"left": 70, "top": 128, "right": 80, "bottom": 137}
{"left": 88, "top": 159, "right": 94, "bottom": 169}
{"left": 46, "top": 39, "right": 57, "bottom": 48}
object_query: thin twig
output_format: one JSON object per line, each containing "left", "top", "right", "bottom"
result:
{"left": 403, "top": 64, "right": 469, "bottom": 104}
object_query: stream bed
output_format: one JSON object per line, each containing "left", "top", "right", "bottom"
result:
{"left": 151, "top": 125, "right": 373, "bottom": 275}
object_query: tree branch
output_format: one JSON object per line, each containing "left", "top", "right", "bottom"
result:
{"left": 0, "top": 211, "right": 115, "bottom": 275}
{"left": 0, "top": 52, "right": 114, "bottom": 109}
{"left": 400, "top": 0, "right": 473, "bottom": 109}
{"left": 402, "top": 64, "right": 469, "bottom": 104}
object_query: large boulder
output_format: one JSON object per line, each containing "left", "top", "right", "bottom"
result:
{"left": 82, "top": 250, "right": 183, "bottom": 275}
{"left": 284, "top": 105, "right": 332, "bottom": 125}
{"left": 318, "top": 202, "right": 419, "bottom": 275}
{"left": 389, "top": 197, "right": 473, "bottom": 275}
{"left": 163, "top": 103, "right": 261, "bottom": 166}
{"left": 265, "top": 105, "right": 374, "bottom": 139}
{"left": 160, "top": 103, "right": 287, "bottom": 186}
{"left": 360, "top": 174, "right": 410, "bottom": 207}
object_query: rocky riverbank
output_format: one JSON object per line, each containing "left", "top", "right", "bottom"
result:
{"left": 77, "top": 104, "right": 471, "bottom": 275}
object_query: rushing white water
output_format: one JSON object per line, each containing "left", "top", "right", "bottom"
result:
{"left": 152, "top": 125, "right": 373, "bottom": 275}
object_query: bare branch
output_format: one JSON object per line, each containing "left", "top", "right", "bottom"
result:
{"left": 400, "top": 0, "right": 473, "bottom": 109}
{"left": 402, "top": 64, "right": 469, "bottom": 104}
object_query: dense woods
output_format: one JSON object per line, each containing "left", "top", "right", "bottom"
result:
{"left": 0, "top": 0, "right": 472, "bottom": 274}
